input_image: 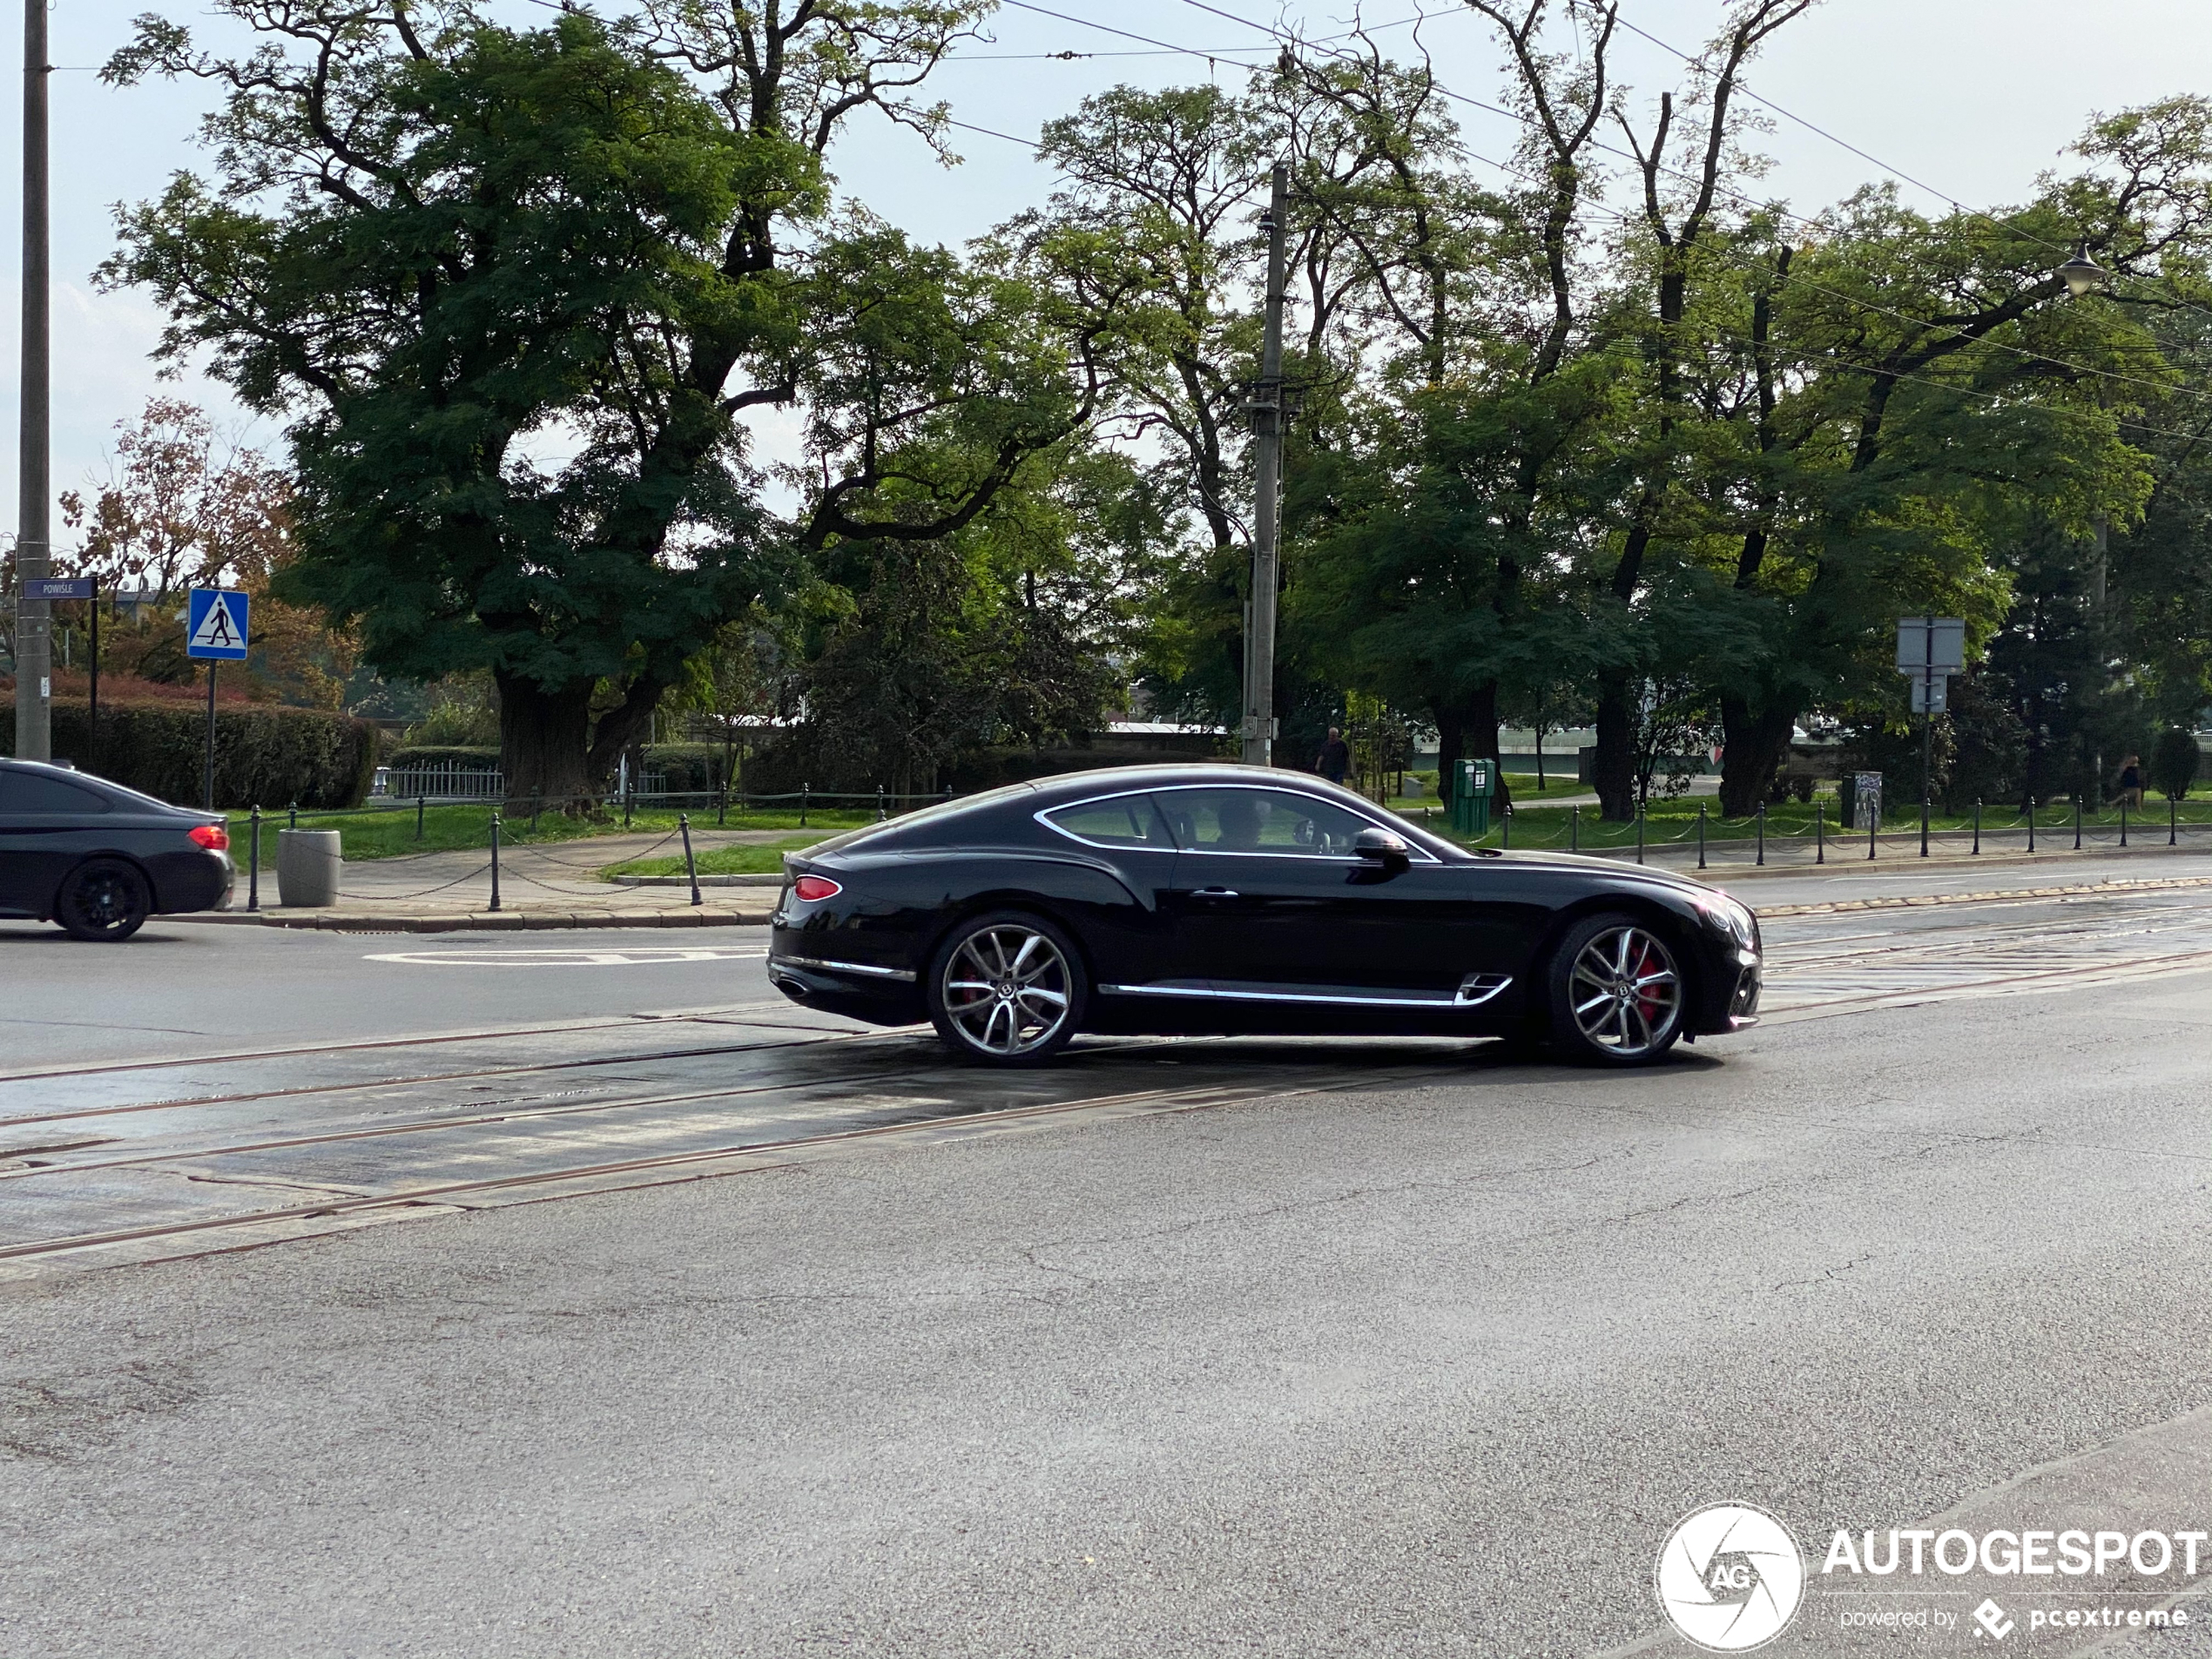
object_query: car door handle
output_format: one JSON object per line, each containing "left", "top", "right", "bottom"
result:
{"left": 1190, "top": 887, "right": 1240, "bottom": 900}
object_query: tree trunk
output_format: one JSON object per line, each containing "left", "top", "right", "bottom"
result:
{"left": 1718, "top": 696, "right": 1795, "bottom": 817}
{"left": 1467, "top": 681, "right": 1509, "bottom": 812}
{"left": 1592, "top": 670, "right": 1638, "bottom": 820}
{"left": 496, "top": 671, "right": 598, "bottom": 810}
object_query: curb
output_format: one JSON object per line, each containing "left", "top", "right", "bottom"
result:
{"left": 172, "top": 907, "right": 772, "bottom": 934}
{"left": 1622, "top": 840, "right": 2212, "bottom": 884}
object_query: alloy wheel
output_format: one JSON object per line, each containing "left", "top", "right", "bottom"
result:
{"left": 1568, "top": 926, "right": 1681, "bottom": 1057}
{"left": 69, "top": 871, "right": 140, "bottom": 934}
{"left": 941, "top": 925, "right": 1073, "bottom": 1057}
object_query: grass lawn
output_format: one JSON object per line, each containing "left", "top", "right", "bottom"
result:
{"left": 1433, "top": 792, "right": 2212, "bottom": 853}
{"left": 602, "top": 834, "right": 826, "bottom": 879}
{"left": 222, "top": 802, "right": 880, "bottom": 867}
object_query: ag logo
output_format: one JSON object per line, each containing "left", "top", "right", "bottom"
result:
{"left": 1656, "top": 1503, "right": 1805, "bottom": 1651}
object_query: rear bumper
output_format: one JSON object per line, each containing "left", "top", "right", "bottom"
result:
{"left": 766, "top": 953, "right": 925, "bottom": 1027}
{"left": 152, "top": 848, "right": 234, "bottom": 914}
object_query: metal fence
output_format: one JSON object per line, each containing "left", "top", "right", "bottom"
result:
{"left": 373, "top": 762, "right": 503, "bottom": 800}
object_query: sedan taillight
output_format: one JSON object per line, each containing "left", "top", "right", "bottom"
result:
{"left": 792, "top": 874, "right": 841, "bottom": 902}
{"left": 189, "top": 824, "right": 229, "bottom": 851}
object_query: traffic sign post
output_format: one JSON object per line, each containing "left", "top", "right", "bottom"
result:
{"left": 187, "top": 589, "right": 252, "bottom": 811}
{"left": 1897, "top": 617, "right": 1964, "bottom": 858}
{"left": 24, "top": 577, "right": 97, "bottom": 766}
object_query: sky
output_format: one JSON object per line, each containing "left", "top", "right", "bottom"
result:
{"left": 3, "top": 0, "right": 2209, "bottom": 538}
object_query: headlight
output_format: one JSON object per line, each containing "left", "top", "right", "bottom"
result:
{"left": 1696, "top": 894, "right": 1757, "bottom": 948}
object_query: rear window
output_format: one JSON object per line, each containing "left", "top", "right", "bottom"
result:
{"left": 0, "top": 769, "right": 110, "bottom": 814}
{"left": 1043, "top": 793, "right": 1173, "bottom": 848}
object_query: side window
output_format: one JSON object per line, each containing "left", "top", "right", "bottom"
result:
{"left": 1155, "top": 787, "right": 1374, "bottom": 857}
{"left": 1042, "top": 793, "right": 1173, "bottom": 849}
{"left": 0, "top": 771, "right": 109, "bottom": 814}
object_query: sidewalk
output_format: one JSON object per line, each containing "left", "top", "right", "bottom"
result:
{"left": 196, "top": 826, "right": 797, "bottom": 932}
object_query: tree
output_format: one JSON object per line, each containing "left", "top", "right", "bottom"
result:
{"left": 106, "top": 2, "right": 1093, "bottom": 804}
{"left": 2150, "top": 725, "right": 2202, "bottom": 799}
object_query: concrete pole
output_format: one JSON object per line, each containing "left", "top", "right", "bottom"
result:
{"left": 1239, "top": 162, "right": 1289, "bottom": 768}
{"left": 12, "top": 0, "right": 49, "bottom": 760}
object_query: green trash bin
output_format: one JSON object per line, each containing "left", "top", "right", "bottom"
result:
{"left": 1451, "top": 758, "right": 1495, "bottom": 837}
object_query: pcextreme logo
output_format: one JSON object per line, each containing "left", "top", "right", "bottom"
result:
{"left": 1656, "top": 1504, "right": 1807, "bottom": 1652}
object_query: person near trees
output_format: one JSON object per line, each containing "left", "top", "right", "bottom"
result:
{"left": 1316, "top": 728, "right": 1351, "bottom": 785}
{"left": 2117, "top": 754, "right": 2144, "bottom": 809}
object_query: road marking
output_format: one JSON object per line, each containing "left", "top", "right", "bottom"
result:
{"left": 364, "top": 946, "right": 769, "bottom": 967}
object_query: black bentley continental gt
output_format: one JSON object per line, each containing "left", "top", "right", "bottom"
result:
{"left": 766, "top": 765, "right": 1762, "bottom": 1067}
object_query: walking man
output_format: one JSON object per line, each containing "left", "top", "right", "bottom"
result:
{"left": 1316, "top": 726, "right": 1350, "bottom": 785}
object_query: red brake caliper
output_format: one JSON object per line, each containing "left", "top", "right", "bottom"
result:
{"left": 1633, "top": 940, "right": 1664, "bottom": 1022}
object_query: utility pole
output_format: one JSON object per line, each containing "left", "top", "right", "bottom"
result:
{"left": 12, "top": 0, "right": 50, "bottom": 761}
{"left": 1239, "top": 161, "right": 1289, "bottom": 768}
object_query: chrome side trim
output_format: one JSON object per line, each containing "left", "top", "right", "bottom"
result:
{"left": 770, "top": 954, "right": 917, "bottom": 983}
{"left": 1454, "top": 973, "right": 1514, "bottom": 1007}
{"left": 1098, "top": 978, "right": 1511, "bottom": 1010}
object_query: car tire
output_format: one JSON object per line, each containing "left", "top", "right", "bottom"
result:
{"left": 57, "top": 860, "right": 152, "bottom": 942}
{"left": 927, "top": 910, "right": 1087, "bottom": 1066}
{"left": 1546, "top": 912, "right": 1686, "bottom": 1066}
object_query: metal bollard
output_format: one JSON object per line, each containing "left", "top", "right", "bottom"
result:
{"left": 801, "top": 782, "right": 809, "bottom": 828}
{"left": 1973, "top": 799, "right": 1981, "bottom": 855}
{"left": 718, "top": 783, "right": 727, "bottom": 828}
{"left": 489, "top": 809, "right": 502, "bottom": 913}
{"left": 1756, "top": 803, "right": 1765, "bottom": 867}
{"left": 1867, "top": 797, "right": 1877, "bottom": 860}
{"left": 530, "top": 793, "right": 541, "bottom": 833}
{"left": 2173, "top": 797, "right": 2180, "bottom": 846}
{"left": 2028, "top": 798, "right": 2037, "bottom": 854}
{"left": 1501, "top": 805, "right": 1511, "bottom": 850}
{"left": 1696, "top": 804, "right": 1706, "bottom": 870}
{"left": 2121, "top": 797, "right": 2128, "bottom": 846}
{"left": 289, "top": 805, "right": 298, "bottom": 831}
{"left": 1635, "top": 809, "right": 1645, "bottom": 866}
{"left": 1569, "top": 806, "right": 1578, "bottom": 853}
{"left": 2074, "top": 796, "right": 2082, "bottom": 850}
{"left": 416, "top": 793, "right": 426, "bottom": 840}
{"left": 1815, "top": 799, "right": 1824, "bottom": 865}
{"left": 876, "top": 784, "right": 887, "bottom": 822}
{"left": 680, "top": 812, "right": 701, "bottom": 907}
{"left": 248, "top": 806, "right": 260, "bottom": 912}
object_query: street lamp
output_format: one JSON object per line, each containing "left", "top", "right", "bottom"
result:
{"left": 2057, "top": 246, "right": 2108, "bottom": 296}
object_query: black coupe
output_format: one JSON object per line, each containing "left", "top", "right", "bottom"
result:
{"left": 767, "top": 765, "right": 1761, "bottom": 1066}
{"left": 0, "top": 758, "right": 235, "bottom": 940}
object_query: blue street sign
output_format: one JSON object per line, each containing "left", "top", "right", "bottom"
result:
{"left": 185, "top": 587, "right": 252, "bottom": 661}
{"left": 24, "top": 576, "right": 92, "bottom": 601}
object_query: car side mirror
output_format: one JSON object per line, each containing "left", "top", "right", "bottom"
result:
{"left": 1354, "top": 827, "right": 1410, "bottom": 867}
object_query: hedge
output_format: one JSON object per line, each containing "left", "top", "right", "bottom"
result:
{"left": 1, "top": 696, "right": 377, "bottom": 809}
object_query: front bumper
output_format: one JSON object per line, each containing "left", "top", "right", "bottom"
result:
{"left": 1725, "top": 952, "right": 1762, "bottom": 1028}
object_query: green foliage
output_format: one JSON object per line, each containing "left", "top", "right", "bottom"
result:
{"left": 2151, "top": 726, "right": 2202, "bottom": 799}
{"left": 3, "top": 697, "right": 375, "bottom": 808}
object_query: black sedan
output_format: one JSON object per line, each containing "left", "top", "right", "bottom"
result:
{"left": 0, "top": 758, "right": 234, "bottom": 941}
{"left": 767, "top": 764, "right": 1761, "bottom": 1066}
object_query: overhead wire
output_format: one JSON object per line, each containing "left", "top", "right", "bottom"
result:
{"left": 992, "top": 0, "right": 2212, "bottom": 416}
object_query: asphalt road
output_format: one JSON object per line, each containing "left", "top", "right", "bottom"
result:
{"left": 6, "top": 853, "right": 2212, "bottom": 1657}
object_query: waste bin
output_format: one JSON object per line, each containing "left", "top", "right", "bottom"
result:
{"left": 277, "top": 828, "right": 342, "bottom": 907}
{"left": 1451, "top": 758, "right": 1495, "bottom": 837}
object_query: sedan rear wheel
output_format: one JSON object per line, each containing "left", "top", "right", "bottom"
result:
{"left": 927, "top": 912, "right": 1085, "bottom": 1066}
{"left": 1548, "top": 913, "right": 1684, "bottom": 1065}
{"left": 57, "top": 860, "right": 152, "bottom": 942}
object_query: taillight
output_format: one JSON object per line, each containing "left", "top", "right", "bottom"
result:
{"left": 792, "top": 874, "right": 841, "bottom": 902}
{"left": 189, "top": 824, "right": 229, "bottom": 851}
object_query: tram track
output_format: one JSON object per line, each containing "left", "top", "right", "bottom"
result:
{"left": 0, "top": 1061, "right": 1422, "bottom": 1269}
{"left": 9, "top": 883, "right": 2212, "bottom": 1278}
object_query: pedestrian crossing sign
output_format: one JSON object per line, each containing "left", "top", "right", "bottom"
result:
{"left": 185, "top": 588, "right": 252, "bottom": 661}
